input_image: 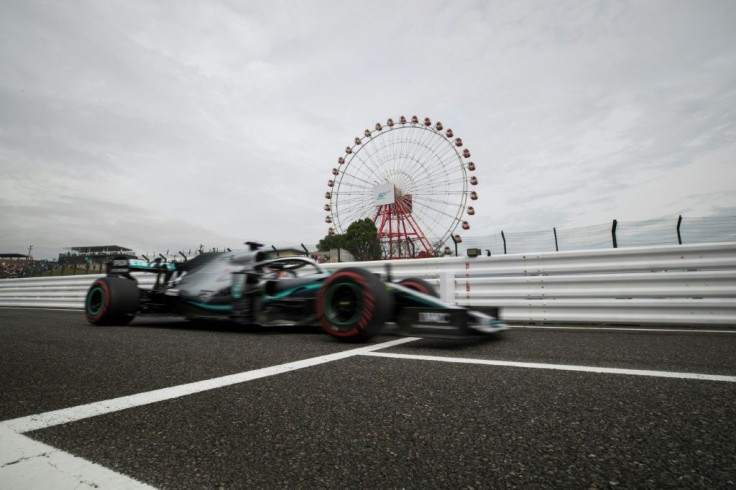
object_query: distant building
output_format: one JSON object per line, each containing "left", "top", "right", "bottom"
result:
{"left": 0, "top": 253, "right": 28, "bottom": 261}
{"left": 59, "top": 245, "right": 136, "bottom": 265}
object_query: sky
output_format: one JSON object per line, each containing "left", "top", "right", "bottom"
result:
{"left": 1, "top": 0, "right": 735, "bottom": 260}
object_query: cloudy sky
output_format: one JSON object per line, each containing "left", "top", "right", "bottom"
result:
{"left": 1, "top": 0, "right": 735, "bottom": 259}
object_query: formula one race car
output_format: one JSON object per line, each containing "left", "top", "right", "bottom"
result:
{"left": 84, "top": 244, "right": 507, "bottom": 341}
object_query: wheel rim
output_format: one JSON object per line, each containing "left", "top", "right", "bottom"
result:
{"left": 87, "top": 286, "right": 105, "bottom": 315}
{"left": 324, "top": 282, "right": 363, "bottom": 327}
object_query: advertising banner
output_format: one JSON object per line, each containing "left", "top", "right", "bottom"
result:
{"left": 373, "top": 183, "right": 395, "bottom": 206}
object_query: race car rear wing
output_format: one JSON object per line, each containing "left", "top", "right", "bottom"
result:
{"left": 106, "top": 256, "right": 178, "bottom": 291}
{"left": 107, "top": 257, "right": 176, "bottom": 276}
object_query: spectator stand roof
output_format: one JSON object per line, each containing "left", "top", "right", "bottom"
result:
{"left": 0, "top": 253, "right": 28, "bottom": 260}
{"left": 67, "top": 245, "right": 133, "bottom": 254}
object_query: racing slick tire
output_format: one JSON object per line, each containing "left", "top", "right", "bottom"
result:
{"left": 397, "top": 277, "right": 439, "bottom": 297}
{"left": 317, "top": 267, "right": 392, "bottom": 342}
{"left": 85, "top": 276, "right": 139, "bottom": 326}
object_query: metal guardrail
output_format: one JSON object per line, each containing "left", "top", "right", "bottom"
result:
{"left": 1, "top": 243, "right": 735, "bottom": 326}
{"left": 0, "top": 274, "right": 156, "bottom": 310}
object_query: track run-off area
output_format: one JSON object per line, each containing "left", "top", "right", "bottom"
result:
{"left": 1, "top": 308, "right": 735, "bottom": 488}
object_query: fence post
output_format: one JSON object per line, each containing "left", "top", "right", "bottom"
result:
{"left": 611, "top": 219, "right": 618, "bottom": 248}
{"left": 501, "top": 231, "right": 507, "bottom": 254}
{"left": 676, "top": 215, "right": 683, "bottom": 245}
{"left": 450, "top": 235, "right": 459, "bottom": 256}
{"left": 438, "top": 271, "right": 454, "bottom": 303}
{"left": 553, "top": 227, "right": 559, "bottom": 252}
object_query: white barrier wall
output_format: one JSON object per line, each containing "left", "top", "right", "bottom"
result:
{"left": 2, "top": 242, "right": 735, "bottom": 326}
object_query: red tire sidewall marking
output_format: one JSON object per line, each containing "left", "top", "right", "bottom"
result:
{"left": 86, "top": 280, "right": 111, "bottom": 323}
{"left": 401, "top": 280, "right": 430, "bottom": 295}
{"left": 317, "top": 271, "right": 376, "bottom": 337}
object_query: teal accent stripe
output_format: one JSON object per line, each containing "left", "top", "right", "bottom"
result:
{"left": 185, "top": 301, "right": 233, "bottom": 312}
{"left": 264, "top": 282, "right": 322, "bottom": 301}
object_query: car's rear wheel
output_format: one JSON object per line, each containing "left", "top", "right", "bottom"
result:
{"left": 317, "top": 267, "right": 391, "bottom": 342}
{"left": 85, "top": 277, "right": 139, "bottom": 326}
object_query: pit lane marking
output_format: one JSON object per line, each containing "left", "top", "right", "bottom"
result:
{"left": 361, "top": 351, "right": 736, "bottom": 382}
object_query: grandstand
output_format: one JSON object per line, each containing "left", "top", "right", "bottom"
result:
{"left": 0, "top": 253, "right": 28, "bottom": 260}
{"left": 0, "top": 254, "right": 31, "bottom": 278}
{"left": 58, "top": 245, "right": 136, "bottom": 265}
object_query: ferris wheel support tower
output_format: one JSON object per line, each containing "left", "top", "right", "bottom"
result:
{"left": 372, "top": 184, "right": 434, "bottom": 259}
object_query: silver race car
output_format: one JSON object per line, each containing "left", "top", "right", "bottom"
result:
{"left": 84, "top": 243, "right": 507, "bottom": 341}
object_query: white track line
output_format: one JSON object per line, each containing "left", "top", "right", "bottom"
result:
{"left": 0, "top": 427, "right": 155, "bottom": 489}
{"left": 362, "top": 351, "right": 736, "bottom": 382}
{"left": 510, "top": 325, "right": 736, "bottom": 334}
{"left": 1, "top": 337, "right": 418, "bottom": 434}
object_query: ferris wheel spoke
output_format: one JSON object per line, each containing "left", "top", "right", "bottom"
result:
{"left": 352, "top": 144, "right": 386, "bottom": 180}
{"left": 398, "top": 139, "right": 441, "bottom": 180}
{"left": 408, "top": 149, "right": 459, "bottom": 188}
{"left": 408, "top": 130, "right": 453, "bottom": 174}
{"left": 395, "top": 129, "right": 428, "bottom": 176}
{"left": 418, "top": 143, "right": 461, "bottom": 177}
{"left": 414, "top": 197, "right": 466, "bottom": 217}
{"left": 412, "top": 213, "right": 459, "bottom": 238}
{"left": 411, "top": 177, "right": 468, "bottom": 193}
{"left": 337, "top": 187, "right": 373, "bottom": 199}
{"left": 338, "top": 166, "right": 384, "bottom": 188}
{"left": 351, "top": 133, "right": 398, "bottom": 178}
{"left": 341, "top": 157, "right": 377, "bottom": 185}
{"left": 343, "top": 206, "right": 372, "bottom": 223}
{"left": 385, "top": 128, "right": 420, "bottom": 178}
{"left": 386, "top": 129, "right": 452, "bottom": 187}
{"left": 364, "top": 133, "right": 398, "bottom": 176}
{"left": 378, "top": 134, "right": 400, "bottom": 174}
{"left": 411, "top": 193, "right": 466, "bottom": 218}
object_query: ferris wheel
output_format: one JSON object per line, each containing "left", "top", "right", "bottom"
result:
{"left": 324, "top": 115, "right": 479, "bottom": 259}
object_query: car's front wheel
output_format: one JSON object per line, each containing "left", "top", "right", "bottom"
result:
{"left": 316, "top": 267, "right": 391, "bottom": 342}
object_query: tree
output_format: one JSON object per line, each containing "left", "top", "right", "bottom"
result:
{"left": 317, "top": 233, "right": 345, "bottom": 253}
{"left": 344, "top": 218, "right": 381, "bottom": 261}
{"left": 317, "top": 218, "right": 381, "bottom": 261}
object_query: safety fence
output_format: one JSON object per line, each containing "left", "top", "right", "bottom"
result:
{"left": 1, "top": 242, "right": 735, "bottom": 326}
{"left": 460, "top": 215, "right": 736, "bottom": 255}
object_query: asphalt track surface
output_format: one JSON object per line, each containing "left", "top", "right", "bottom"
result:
{"left": 1, "top": 308, "right": 735, "bottom": 489}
